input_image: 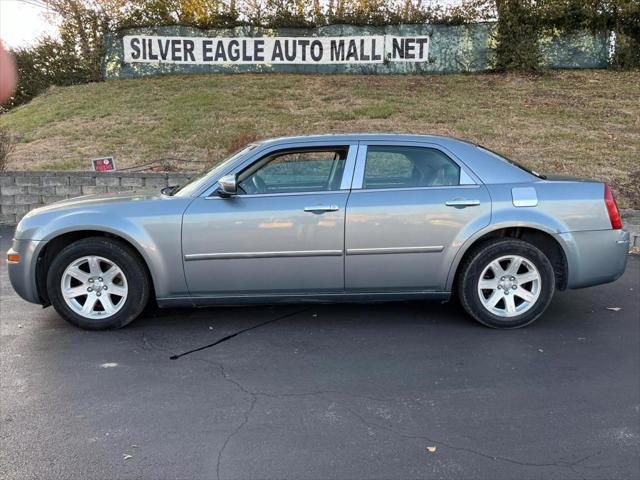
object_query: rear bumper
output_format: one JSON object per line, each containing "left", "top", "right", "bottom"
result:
{"left": 7, "top": 238, "right": 46, "bottom": 304}
{"left": 559, "top": 229, "right": 630, "bottom": 289}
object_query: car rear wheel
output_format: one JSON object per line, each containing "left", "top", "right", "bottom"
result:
{"left": 47, "top": 237, "right": 150, "bottom": 330}
{"left": 457, "top": 239, "right": 555, "bottom": 328}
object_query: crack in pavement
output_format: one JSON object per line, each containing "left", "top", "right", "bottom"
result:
{"left": 192, "top": 357, "right": 259, "bottom": 480}
{"left": 177, "top": 308, "right": 309, "bottom": 480}
{"left": 216, "top": 393, "right": 257, "bottom": 480}
{"left": 195, "top": 355, "right": 605, "bottom": 479}
{"left": 169, "top": 308, "right": 309, "bottom": 360}
{"left": 341, "top": 405, "right": 600, "bottom": 474}
{"left": 193, "top": 359, "right": 399, "bottom": 480}
{"left": 257, "top": 389, "right": 395, "bottom": 405}
{"left": 140, "top": 309, "right": 608, "bottom": 479}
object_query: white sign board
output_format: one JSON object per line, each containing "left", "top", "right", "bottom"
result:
{"left": 123, "top": 35, "right": 430, "bottom": 65}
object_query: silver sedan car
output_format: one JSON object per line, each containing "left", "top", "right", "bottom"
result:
{"left": 8, "top": 134, "right": 630, "bottom": 329}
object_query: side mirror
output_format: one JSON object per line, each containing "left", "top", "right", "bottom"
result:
{"left": 215, "top": 174, "right": 238, "bottom": 197}
{"left": 161, "top": 185, "right": 177, "bottom": 196}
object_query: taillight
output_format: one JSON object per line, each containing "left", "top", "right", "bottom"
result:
{"left": 604, "top": 184, "right": 622, "bottom": 229}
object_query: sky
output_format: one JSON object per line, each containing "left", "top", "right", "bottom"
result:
{"left": 0, "top": 0, "right": 464, "bottom": 49}
{"left": 0, "top": 0, "right": 57, "bottom": 48}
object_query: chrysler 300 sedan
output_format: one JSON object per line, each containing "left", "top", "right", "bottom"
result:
{"left": 7, "top": 134, "right": 629, "bottom": 329}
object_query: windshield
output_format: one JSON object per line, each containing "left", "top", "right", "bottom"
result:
{"left": 477, "top": 145, "right": 546, "bottom": 179}
{"left": 172, "top": 144, "right": 258, "bottom": 197}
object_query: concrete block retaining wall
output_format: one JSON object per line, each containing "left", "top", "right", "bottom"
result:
{"left": 0, "top": 171, "right": 193, "bottom": 225}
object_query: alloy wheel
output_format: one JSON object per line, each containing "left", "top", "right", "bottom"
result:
{"left": 477, "top": 255, "right": 542, "bottom": 318}
{"left": 61, "top": 256, "right": 128, "bottom": 319}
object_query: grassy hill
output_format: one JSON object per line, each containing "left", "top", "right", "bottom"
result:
{"left": 1, "top": 70, "right": 638, "bottom": 207}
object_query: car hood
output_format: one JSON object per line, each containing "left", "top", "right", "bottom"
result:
{"left": 29, "top": 190, "right": 163, "bottom": 214}
{"left": 15, "top": 190, "right": 191, "bottom": 241}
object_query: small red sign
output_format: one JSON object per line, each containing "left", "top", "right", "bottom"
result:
{"left": 92, "top": 157, "right": 116, "bottom": 172}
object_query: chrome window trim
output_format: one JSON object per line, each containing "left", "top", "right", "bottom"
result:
{"left": 204, "top": 190, "right": 349, "bottom": 200}
{"left": 351, "top": 141, "right": 479, "bottom": 190}
{"left": 348, "top": 185, "right": 480, "bottom": 194}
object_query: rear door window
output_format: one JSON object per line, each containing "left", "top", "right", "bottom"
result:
{"left": 363, "top": 146, "right": 460, "bottom": 189}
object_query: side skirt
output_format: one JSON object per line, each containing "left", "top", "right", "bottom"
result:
{"left": 156, "top": 291, "right": 452, "bottom": 308}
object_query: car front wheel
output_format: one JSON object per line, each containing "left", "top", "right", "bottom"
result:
{"left": 46, "top": 237, "right": 150, "bottom": 330}
{"left": 457, "top": 239, "right": 556, "bottom": 328}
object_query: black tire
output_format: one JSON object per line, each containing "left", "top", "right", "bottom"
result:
{"left": 457, "top": 238, "right": 555, "bottom": 329}
{"left": 46, "top": 237, "right": 150, "bottom": 330}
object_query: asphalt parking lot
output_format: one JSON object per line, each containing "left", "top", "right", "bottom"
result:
{"left": 1, "top": 226, "right": 639, "bottom": 480}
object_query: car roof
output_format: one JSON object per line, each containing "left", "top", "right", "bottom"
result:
{"left": 256, "top": 133, "right": 474, "bottom": 148}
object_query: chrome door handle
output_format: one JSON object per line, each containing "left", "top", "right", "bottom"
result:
{"left": 445, "top": 199, "right": 480, "bottom": 207}
{"left": 304, "top": 204, "right": 339, "bottom": 213}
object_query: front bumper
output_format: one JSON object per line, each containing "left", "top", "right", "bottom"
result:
{"left": 559, "top": 229, "right": 630, "bottom": 289}
{"left": 7, "top": 238, "right": 46, "bottom": 304}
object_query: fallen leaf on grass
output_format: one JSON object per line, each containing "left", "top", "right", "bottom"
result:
{"left": 606, "top": 307, "right": 621, "bottom": 312}
{"left": 426, "top": 446, "right": 437, "bottom": 453}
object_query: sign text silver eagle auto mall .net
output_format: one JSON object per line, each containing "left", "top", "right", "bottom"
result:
{"left": 123, "top": 35, "right": 430, "bottom": 64}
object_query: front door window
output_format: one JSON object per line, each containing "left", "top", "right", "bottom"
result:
{"left": 238, "top": 147, "right": 348, "bottom": 195}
